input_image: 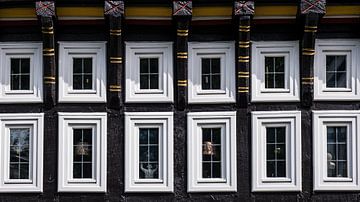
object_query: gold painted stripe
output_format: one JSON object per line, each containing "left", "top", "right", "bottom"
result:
{"left": 238, "top": 90, "right": 249, "bottom": 93}
{"left": 42, "top": 31, "right": 54, "bottom": 34}
{"left": 57, "top": 7, "right": 103, "bottom": 17}
{"left": 44, "top": 81, "right": 56, "bottom": 84}
{"left": 43, "top": 48, "right": 54, "bottom": 51}
{"left": 305, "top": 26, "right": 317, "bottom": 29}
{"left": 302, "top": 48, "right": 315, "bottom": 52}
{"left": 177, "top": 29, "right": 188, "bottom": 33}
{"left": 110, "top": 57, "right": 122, "bottom": 60}
{"left": 42, "top": 26, "right": 53, "bottom": 30}
{"left": 302, "top": 81, "right": 314, "bottom": 85}
{"left": 238, "top": 56, "right": 249, "bottom": 59}
{"left": 178, "top": 80, "right": 187, "bottom": 83}
{"left": 238, "top": 75, "right": 249, "bottom": 78}
{"left": 238, "top": 59, "right": 250, "bottom": 63}
{"left": 193, "top": 6, "right": 232, "bottom": 17}
{"left": 304, "top": 29, "right": 317, "bottom": 33}
{"left": 238, "top": 86, "right": 249, "bottom": 90}
{"left": 302, "top": 77, "right": 314, "bottom": 80}
{"left": 177, "top": 52, "right": 188, "bottom": 55}
{"left": 177, "top": 56, "right": 188, "bottom": 59}
{"left": 239, "top": 28, "right": 250, "bottom": 32}
{"left": 44, "top": 76, "right": 56, "bottom": 80}
{"left": 110, "top": 33, "right": 121, "bottom": 36}
{"left": 43, "top": 53, "right": 55, "bottom": 56}
{"left": 239, "top": 44, "right": 250, "bottom": 48}
{"left": 177, "top": 33, "right": 188, "bottom": 37}
{"left": 239, "top": 41, "right": 250, "bottom": 45}
{"left": 178, "top": 84, "right": 187, "bottom": 87}
{"left": 109, "top": 89, "right": 121, "bottom": 92}
{"left": 255, "top": 6, "right": 297, "bottom": 16}
{"left": 126, "top": 7, "right": 172, "bottom": 17}
{"left": 110, "top": 60, "right": 122, "bottom": 64}
{"left": 238, "top": 71, "right": 249, "bottom": 75}
{"left": 302, "top": 52, "right": 315, "bottom": 56}
{"left": 109, "top": 85, "right": 121, "bottom": 89}
{"left": 326, "top": 6, "right": 360, "bottom": 16}
{"left": 239, "top": 25, "right": 250, "bottom": 29}
{"left": 110, "top": 29, "right": 121, "bottom": 33}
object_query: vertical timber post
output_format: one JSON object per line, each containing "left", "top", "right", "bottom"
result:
{"left": 173, "top": 1, "right": 192, "bottom": 111}
{"left": 234, "top": 1, "right": 254, "bottom": 108}
{"left": 105, "top": 1, "right": 124, "bottom": 109}
{"left": 300, "top": 0, "right": 326, "bottom": 107}
{"left": 36, "top": 1, "right": 56, "bottom": 109}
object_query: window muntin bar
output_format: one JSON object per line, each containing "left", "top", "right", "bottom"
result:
{"left": 326, "top": 55, "right": 347, "bottom": 88}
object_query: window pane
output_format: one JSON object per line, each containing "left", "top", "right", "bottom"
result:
{"left": 9, "top": 128, "right": 30, "bottom": 179}
{"left": 202, "top": 128, "right": 222, "bottom": 178}
{"left": 73, "top": 128, "right": 93, "bottom": 179}
{"left": 150, "top": 75, "right": 159, "bottom": 89}
{"left": 10, "top": 58, "right": 30, "bottom": 90}
{"left": 150, "top": 58, "right": 159, "bottom": 73}
{"left": 265, "top": 57, "right": 285, "bottom": 89}
{"left": 327, "top": 126, "right": 348, "bottom": 178}
{"left": 326, "top": 55, "right": 347, "bottom": 88}
{"left": 73, "top": 58, "right": 93, "bottom": 90}
{"left": 140, "top": 58, "right": 149, "bottom": 74}
{"left": 139, "top": 128, "right": 159, "bottom": 179}
{"left": 266, "top": 127, "right": 286, "bottom": 178}
{"left": 201, "top": 58, "right": 221, "bottom": 90}
{"left": 140, "top": 75, "right": 149, "bottom": 89}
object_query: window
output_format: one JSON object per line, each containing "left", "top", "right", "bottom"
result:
{"left": 251, "top": 111, "right": 301, "bottom": 192}
{"left": 58, "top": 112, "right": 107, "bottom": 192}
{"left": 125, "top": 42, "right": 173, "bottom": 103}
{"left": 188, "top": 42, "right": 235, "bottom": 103}
{"left": 314, "top": 39, "right": 360, "bottom": 100}
{"left": 251, "top": 41, "right": 299, "bottom": 102}
{"left": 58, "top": 42, "right": 106, "bottom": 103}
{"left": 125, "top": 112, "right": 173, "bottom": 192}
{"left": 313, "top": 110, "right": 360, "bottom": 191}
{"left": 187, "top": 111, "right": 236, "bottom": 192}
{"left": 0, "top": 43, "right": 42, "bottom": 103}
{"left": 0, "top": 113, "right": 44, "bottom": 192}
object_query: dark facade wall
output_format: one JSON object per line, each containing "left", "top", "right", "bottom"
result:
{"left": 0, "top": 18, "right": 359, "bottom": 202}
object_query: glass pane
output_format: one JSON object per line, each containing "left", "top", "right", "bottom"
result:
{"left": 73, "top": 75, "right": 82, "bottom": 90}
{"left": 140, "top": 75, "right": 149, "bottom": 89}
{"left": 83, "top": 75, "right": 92, "bottom": 89}
{"left": 275, "top": 57, "right": 284, "bottom": 72}
{"left": 326, "top": 73, "right": 336, "bottom": 88}
{"left": 11, "top": 59, "right": 20, "bottom": 74}
{"left": 336, "top": 56, "right": 346, "bottom": 71}
{"left": 83, "top": 58, "right": 92, "bottom": 73}
{"left": 139, "top": 128, "right": 159, "bottom": 179}
{"left": 9, "top": 128, "right": 30, "bottom": 179}
{"left": 21, "top": 58, "right": 30, "bottom": 74}
{"left": 326, "top": 56, "right": 336, "bottom": 71}
{"left": 265, "top": 74, "right": 274, "bottom": 88}
{"left": 11, "top": 75, "right": 20, "bottom": 90}
{"left": 266, "top": 127, "right": 286, "bottom": 178}
{"left": 211, "top": 58, "right": 221, "bottom": 74}
{"left": 265, "top": 57, "right": 274, "bottom": 72}
{"left": 202, "top": 75, "right": 211, "bottom": 90}
{"left": 21, "top": 75, "right": 30, "bottom": 90}
{"left": 202, "top": 58, "right": 210, "bottom": 74}
{"left": 212, "top": 75, "right": 221, "bottom": 89}
{"left": 149, "top": 58, "right": 158, "bottom": 73}
{"left": 149, "top": 75, "right": 159, "bottom": 89}
{"left": 73, "top": 129, "right": 93, "bottom": 179}
{"left": 202, "top": 128, "right": 222, "bottom": 179}
{"left": 336, "top": 72, "right": 347, "bottom": 88}
{"left": 326, "top": 55, "right": 347, "bottom": 88}
{"left": 327, "top": 126, "right": 348, "bottom": 178}
{"left": 275, "top": 74, "right": 285, "bottom": 88}
{"left": 140, "top": 58, "right": 149, "bottom": 74}
{"left": 73, "top": 58, "right": 83, "bottom": 73}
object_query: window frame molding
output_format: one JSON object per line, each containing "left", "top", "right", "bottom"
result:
{"left": 314, "top": 39, "right": 360, "bottom": 101}
{"left": 251, "top": 111, "right": 302, "bottom": 192}
{"left": 188, "top": 42, "right": 236, "bottom": 104}
{"left": 125, "top": 42, "right": 174, "bottom": 103}
{"left": 58, "top": 41, "right": 107, "bottom": 103}
{"left": 0, "top": 113, "right": 44, "bottom": 193}
{"left": 124, "top": 112, "right": 174, "bottom": 193}
{"left": 58, "top": 112, "right": 107, "bottom": 193}
{"left": 313, "top": 110, "right": 360, "bottom": 191}
{"left": 0, "top": 42, "right": 43, "bottom": 103}
{"left": 251, "top": 41, "right": 300, "bottom": 102}
{"left": 187, "top": 111, "right": 237, "bottom": 192}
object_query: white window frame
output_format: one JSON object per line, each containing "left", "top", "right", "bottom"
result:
{"left": 314, "top": 39, "right": 360, "bottom": 100}
{"left": 251, "top": 111, "right": 301, "bottom": 192}
{"left": 251, "top": 41, "right": 300, "bottom": 102}
{"left": 124, "top": 112, "right": 173, "bottom": 192}
{"left": 0, "top": 43, "right": 43, "bottom": 103}
{"left": 0, "top": 113, "right": 44, "bottom": 192}
{"left": 187, "top": 111, "right": 236, "bottom": 192}
{"left": 58, "top": 42, "right": 107, "bottom": 103}
{"left": 58, "top": 112, "right": 107, "bottom": 192}
{"left": 188, "top": 42, "right": 236, "bottom": 104}
{"left": 125, "top": 42, "right": 173, "bottom": 103}
{"left": 313, "top": 110, "right": 360, "bottom": 191}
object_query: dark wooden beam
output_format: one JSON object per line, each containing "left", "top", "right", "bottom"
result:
{"left": 173, "top": 1, "right": 192, "bottom": 110}
{"left": 234, "top": 1, "right": 254, "bottom": 108}
{"left": 36, "top": 1, "right": 56, "bottom": 109}
{"left": 300, "top": 0, "right": 326, "bottom": 107}
{"left": 105, "top": 0, "right": 124, "bottom": 109}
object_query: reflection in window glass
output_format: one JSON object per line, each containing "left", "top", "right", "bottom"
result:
{"left": 327, "top": 126, "right": 347, "bottom": 177}
{"left": 266, "top": 127, "right": 286, "bottom": 177}
{"left": 326, "top": 55, "right": 346, "bottom": 88}
{"left": 265, "top": 57, "right": 285, "bottom": 89}
{"left": 202, "top": 128, "right": 221, "bottom": 178}
{"left": 9, "top": 128, "right": 30, "bottom": 179}
{"left": 10, "top": 58, "right": 30, "bottom": 90}
{"left": 73, "top": 128, "right": 93, "bottom": 179}
{"left": 140, "top": 58, "right": 159, "bottom": 90}
{"left": 139, "top": 128, "right": 159, "bottom": 179}
{"left": 73, "top": 58, "right": 93, "bottom": 90}
{"left": 201, "top": 58, "right": 221, "bottom": 90}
